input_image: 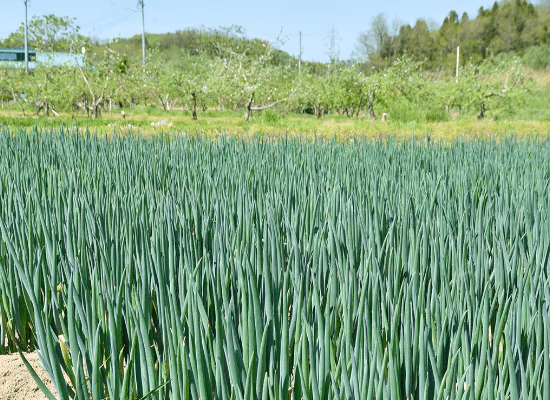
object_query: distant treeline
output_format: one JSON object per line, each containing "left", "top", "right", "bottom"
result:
{"left": 359, "top": 0, "right": 550, "bottom": 70}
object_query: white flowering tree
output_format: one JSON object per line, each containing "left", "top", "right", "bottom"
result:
{"left": 291, "top": 72, "right": 332, "bottom": 119}
{"left": 213, "top": 41, "right": 294, "bottom": 120}
{"left": 75, "top": 48, "right": 132, "bottom": 118}
{"left": 446, "top": 55, "right": 531, "bottom": 119}
{"left": 172, "top": 56, "right": 215, "bottom": 120}
{"left": 329, "top": 66, "right": 370, "bottom": 118}
{"left": 141, "top": 51, "right": 180, "bottom": 111}
{"left": 0, "top": 68, "right": 27, "bottom": 114}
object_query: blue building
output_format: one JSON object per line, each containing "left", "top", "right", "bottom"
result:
{"left": 0, "top": 48, "right": 85, "bottom": 69}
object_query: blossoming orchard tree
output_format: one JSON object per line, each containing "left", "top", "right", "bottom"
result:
{"left": 142, "top": 53, "right": 180, "bottom": 112}
{"left": 0, "top": 42, "right": 532, "bottom": 122}
{"left": 0, "top": 68, "right": 27, "bottom": 114}
{"left": 75, "top": 49, "right": 136, "bottom": 118}
{"left": 172, "top": 56, "right": 214, "bottom": 120}
{"left": 447, "top": 56, "right": 532, "bottom": 119}
{"left": 214, "top": 42, "right": 296, "bottom": 120}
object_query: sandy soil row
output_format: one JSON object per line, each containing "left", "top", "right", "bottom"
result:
{"left": 0, "top": 352, "right": 57, "bottom": 400}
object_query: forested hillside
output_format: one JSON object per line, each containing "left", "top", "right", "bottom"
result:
{"left": 106, "top": 26, "right": 302, "bottom": 67}
{"left": 358, "top": 0, "right": 550, "bottom": 70}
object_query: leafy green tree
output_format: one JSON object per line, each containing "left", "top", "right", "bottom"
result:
{"left": 356, "top": 14, "right": 399, "bottom": 68}
{"left": 140, "top": 52, "right": 181, "bottom": 111}
{"left": 75, "top": 49, "right": 133, "bottom": 118}
{"left": 0, "top": 68, "right": 27, "bottom": 114}
{"left": 397, "top": 20, "right": 437, "bottom": 67}
{"left": 330, "top": 67, "right": 367, "bottom": 117}
{"left": 3, "top": 15, "right": 88, "bottom": 52}
{"left": 291, "top": 73, "right": 331, "bottom": 119}
{"left": 213, "top": 42, "right": 293, "bottom": 120}
{"left": 172, "top": 56, "right": 215, "bottom": 119}
{"left": 376, "top": 56, "right": 438, "bottom": 121}
{"left": 438, "top": 11, "right": 462, "bottom": 69}
{"left": 447, "top": 55, "right": 531, "bottom": 119}
{"left": 26, "top": 66, "right": 63, "bottom": 116}
{"left": 523, "top": 44, "right": 550, "bottom": 68}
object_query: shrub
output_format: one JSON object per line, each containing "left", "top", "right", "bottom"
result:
{"left": 425, "top": 106, "right": 450, "bottom": 122}
{"left": 258, "top": 108, "right": 283, "bottom": 124}
{"left": 385, "top": 98, "right": 426, "bottom": 122}
{"left": 523, "top": 44, "right": 550, "bottom": 70}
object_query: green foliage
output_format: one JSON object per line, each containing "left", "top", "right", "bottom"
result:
{"left": 523, "top": 44, "right": 550, "bottom": 69}
{"left": 498, "top": 84, "right": 550, "bottom": 120}
{"left": 360, "top": 1, "right": 550, "bottom": 71}
{"left": 109, "top": 25, "right": 294, "bottom": 68}
{"left": 258, "top": 108, "right": 283, "bottom": 123}
{"left": 425, "top": 105, "right": 450, "bottom": 122}
{"left": 0, "top": 25, "right": 535, "bottom": 123}
{"left": 444, "top": 55, "right": 532, "bottom": 118}
{"left": 2, "top": 14, "right": 88, "bottom": 52}
{"left": 385, "top": 97, "right": 426, "bottom": 122}
{"left": 291, "top": 73, "right": 331, "bottom": 118}
{"left": 0, "top": 68, "right": 25, "bottom": 103}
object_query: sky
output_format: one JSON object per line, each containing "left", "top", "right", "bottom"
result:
{"left": 1, "top": 0, "right": 504, "bottom": 62}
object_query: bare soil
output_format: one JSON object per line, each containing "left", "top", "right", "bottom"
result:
{"left": 0, "top": 352, "right": 57, "bottom": 400}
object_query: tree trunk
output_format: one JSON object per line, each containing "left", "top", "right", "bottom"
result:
{"left": 35, "top": 101, "right": 44, "bottom": 116}
{"left": 244, "top": 92, "right": 255, "bottom": 121}
{"left": 368, "top": 92, "right": 376, "bottom": 119}
{"left": 356, "top": 97, "right": 365, "bottom": 117}
{"left": 478, "top": 102, "right": 486, "bottom": 120}
{"left": 191, "top": 93, "right": 198, "bottom": 120}
{"left": 93, "top": 103, "right": 101, "bottom": 119}
{"left": 160, "top": 94, "right": 170, "bottom": 111}
{"left": 315, "top": 104, "right": 324, "bottom": 119}
{"left": 85, "top": 97, "right": 90, "bottom": 118}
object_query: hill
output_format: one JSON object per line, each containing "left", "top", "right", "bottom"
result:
{"left": 104, "top": 26, "right": 296, "bottom": 67}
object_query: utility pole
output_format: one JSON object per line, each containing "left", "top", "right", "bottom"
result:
{"left": 139, "top": 0, "right": 146, "bottom": 64}
{"left": 298, "top": 31, "right": 302, "bottom": 77}
{"left": 456, "top": 46, "right": 460, "bottom": 83}
{"left": 24, "top": 0, "right": 29, "bottom": 75}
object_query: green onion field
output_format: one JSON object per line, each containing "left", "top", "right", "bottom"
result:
{"left": 1, "top": 128, "right": 549, "bottom": 399}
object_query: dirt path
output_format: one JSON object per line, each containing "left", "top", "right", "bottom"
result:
{"left": 0, "top": 352, "right": 57, "bottom": 400}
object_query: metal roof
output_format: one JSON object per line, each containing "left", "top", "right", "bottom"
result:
{"left": 0, "top": 48, "right": 36, "bottom": 53}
